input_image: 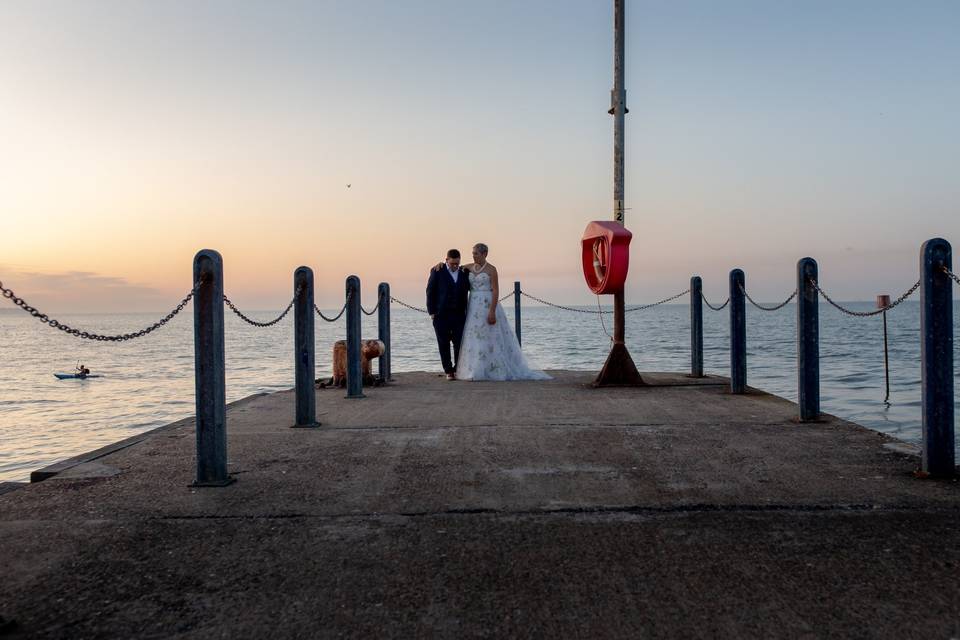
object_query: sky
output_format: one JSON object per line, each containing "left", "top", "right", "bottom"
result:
{"left": 1, "top": 0, "right": 958, "bottom": 312}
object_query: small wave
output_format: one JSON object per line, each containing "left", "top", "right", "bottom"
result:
{"left": 829, "top": 372, "right": 872, "bottom": 384}
{"left": 0, "top": 398, "right": 68, "bottom": 406}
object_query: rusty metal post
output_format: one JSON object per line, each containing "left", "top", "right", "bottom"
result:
{"left": 876, "top": 294, "right": 891, "bottom": 404}
{"left": 514, "top": 281, "right": 522, "bottom": 346}
{"left": 345, "top": 276, "right": 364, "bottom": 399}
{"left": 797, "top": 258, "right": 819, "bottom": 421}
{"left": 594, "top": 0, "right": 643, "bottom": 387}
{"left": 293, "top": 267, "right": 318, "bottom": 427}
{"left": 192, "top": 249, "right": 233, "bottom": 486}
{"left": 378, "top": 282, "right": 391, "bottom": 382}
{"left": 920, "top": 238, "right": 953, "bottom": 477}
{"left": 690, "top": 276, "right": 703, "bottom": 377}
{"left": 729, "top": 269, "right": 746, "bottom": 394}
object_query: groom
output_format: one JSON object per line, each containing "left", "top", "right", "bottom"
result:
{"left": 426, "top": 248, "right": 471, "bottom": 380}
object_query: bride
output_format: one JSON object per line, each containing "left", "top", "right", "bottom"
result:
{"left": 455, "top": 243, "right": 550, "bottom": 381}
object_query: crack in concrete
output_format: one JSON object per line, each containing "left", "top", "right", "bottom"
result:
{"left": 146, "top": 502, "right": 960, "bottom": 523}
{"left": 278, "top": 422, "right": 780, "bottom": 432}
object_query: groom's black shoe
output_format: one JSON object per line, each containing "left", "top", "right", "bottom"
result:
{"left": 446, "top": 372, "right": 456, "bottom": 381}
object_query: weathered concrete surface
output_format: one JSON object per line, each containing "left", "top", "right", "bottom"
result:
{"left": 1, "top": 371, "right": 958, "bottom": 638}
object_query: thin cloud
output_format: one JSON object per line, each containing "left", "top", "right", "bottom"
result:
{"left": 0, "top": 267, "right": 167, "bottom": 313}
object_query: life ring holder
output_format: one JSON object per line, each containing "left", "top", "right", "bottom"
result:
{"left": 581, "top": 221, "right": 631, "bottom": 294}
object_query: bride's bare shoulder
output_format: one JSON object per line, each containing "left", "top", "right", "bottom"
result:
{"left": 486, "top": 262, "right": 498, "bottom": 273}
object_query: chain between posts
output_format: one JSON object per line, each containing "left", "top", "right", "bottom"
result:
{"left": 315, "top": 289, "right": 353, "bottom": 322}
{"left": 624, "top": 289, "right": 690, "bottom": 312}
{"left": 10, "top": 267, "right": 933, "bottom": 340}
{"left": 314, "top": 303, "right": 347, "bottom": 322}
{"left": 942, "top": 266, "right": 960, "bottom": 287}
{"left": 390, "top": 296, "right": 429, "bottom": 314}
{"left": 519, "top": 291, "right": 608, "bottom": 314}
{"left": 391, "top": 292, "right": 512, "bottom": 315}
{"left": 739, "top": 284, "right": 798, "bottom": 311}
{"left": 520, "top": 289, "right": 690, "bottom": 314}
{"left": 223, "top": 288, "right": 299, "bottom": 327}
{"left": 0, "top": 279, "right": 198, "bottom": 341}
{"left": 701, "top": 293, "right": 729, "bottom": 311}
{"left": 811, "top": 278, "right": 920, "bottom": 317}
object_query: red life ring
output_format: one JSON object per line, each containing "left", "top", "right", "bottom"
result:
{"left": 581, "top": 221, "right": 631, "bottom": 294}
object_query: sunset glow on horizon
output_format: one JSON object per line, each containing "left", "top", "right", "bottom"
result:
{"left": 2, "top": 1, "right": 957, "bottom": 313}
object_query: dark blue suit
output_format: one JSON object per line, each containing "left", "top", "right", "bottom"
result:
{"left": 426, "top": 266, "right": 471, "bottom": 373}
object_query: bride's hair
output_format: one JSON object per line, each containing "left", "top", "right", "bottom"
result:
{"left": 473, "top": 243, "right": 489, "bottom": 255}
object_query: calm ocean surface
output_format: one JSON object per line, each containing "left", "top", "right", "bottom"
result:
{"left": 2, "top": 299, "right": 959, "bottom": 483}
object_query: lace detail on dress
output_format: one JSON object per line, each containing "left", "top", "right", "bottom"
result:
{"left": 469, "top": 271, "right": 492, "bottom": 291}
{"left": 455, "top": 271, "right": 551, "bottom": 381}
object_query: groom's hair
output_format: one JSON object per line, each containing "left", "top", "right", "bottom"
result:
{"left": 446, "top": 249, "right": 461, "bottom": 259}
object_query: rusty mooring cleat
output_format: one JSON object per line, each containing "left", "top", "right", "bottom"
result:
{"left": 593, "top": 342, "right": 645, "bottom": 387}
{"left": 329, "top": 339, "right": 385, "bottom": 388}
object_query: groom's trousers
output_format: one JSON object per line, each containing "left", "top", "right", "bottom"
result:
{"left": 433, "top": 312, "right": 466, "bottom": 374}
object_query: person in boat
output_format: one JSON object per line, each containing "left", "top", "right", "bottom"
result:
{"left": 76, "top": 364, "right": 90, "bottom": 378}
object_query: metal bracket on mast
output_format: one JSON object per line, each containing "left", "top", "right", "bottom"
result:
{"left": 594, "top": 341, "right": 644, "bottom": 387}
{"left": 607, "top": 89, "right": 629, "bottom": 115}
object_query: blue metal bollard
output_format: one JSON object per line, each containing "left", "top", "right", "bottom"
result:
{"left": 378, "top": 282, "right": 391, "bottom": 383}
{"left": 920, "top": 238, "right": 954, "bottom": 476}
{"left": 797, "top": 258, "right": 820, "bottom": 421}
{"left": 690, "top": 276, "right": 703, "bottom": 378}
{"left": 345, "top": 276, "right": 365, "bottom": 399}
{"left": 514, "top": 281, "right": 522, "bottom": 346}
{"left": 192, "top": 249, "right": 233, "bottom": 486}
{"left": 293, "top": 267, "right": 319, "bottom": 427}
{"left": 729, "top": 269, "right": 746, "bottom": 394}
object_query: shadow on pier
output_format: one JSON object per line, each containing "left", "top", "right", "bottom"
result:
{"left": 2, "top": 371, "right": 959, "bottom": 637}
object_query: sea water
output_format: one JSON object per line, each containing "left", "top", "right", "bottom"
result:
{"left": 2, "top": 300, "right": 958, "bottom": 482}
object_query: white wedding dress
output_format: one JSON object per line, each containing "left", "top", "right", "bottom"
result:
{"left": 456, "top": 269, "right": 551, "bottom": 381}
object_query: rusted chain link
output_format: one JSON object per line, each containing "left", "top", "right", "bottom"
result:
{"left": 811, "top": 278, "right": 920, "bottom": 317}
{"left": 739, "top": 284, "right": 797, "bottom": 312}
{"left": 223, "top": 287, "right": 299, "bottom": 328}
{"left": 390, "top": 296, "right": 429, "bottom": 314}
{"left": 0, "top": 279, "right": 197, "bottom": 341}
{"left": 520, "top": 289, "right": 690, "bottom": 314}
{"left": 943, "top": 266, "right": 960, "bottom": 286}
{"left": 701, "top": 293, "right": 729, "bottom": 311}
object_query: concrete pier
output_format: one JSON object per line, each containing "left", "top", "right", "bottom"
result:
{"left": 2, "top": 371, "right": 959, "bottom": 638}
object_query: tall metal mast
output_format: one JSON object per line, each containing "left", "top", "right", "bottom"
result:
{"left": 595, "top": 0, "right": 643, "bottom": 386}
{"left": 612, "top": 0, "right": 626, "bottom": 227}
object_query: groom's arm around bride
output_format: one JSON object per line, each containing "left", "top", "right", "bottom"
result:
{"left": 425, "top": 251, "right": 470, "bottom": 377}
{"left": 426, "top": 267, "right": 439, "bottom": 320}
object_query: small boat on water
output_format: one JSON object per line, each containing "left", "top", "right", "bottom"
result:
{"left": 56, "top": 361, "right": 98, "bottom": 380}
